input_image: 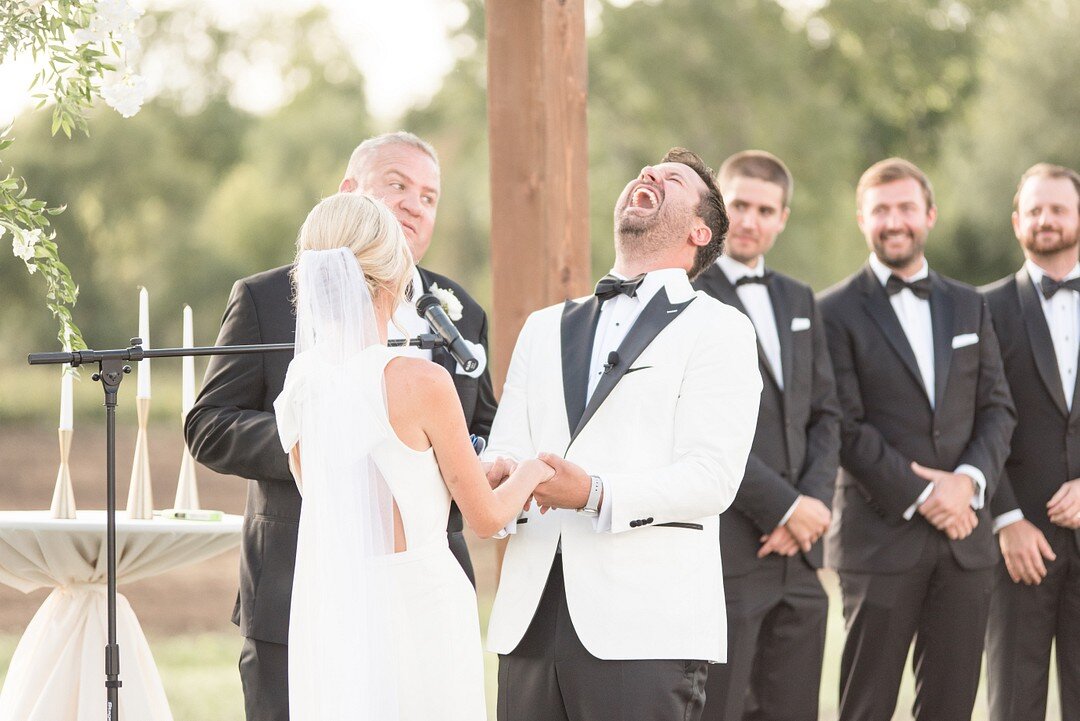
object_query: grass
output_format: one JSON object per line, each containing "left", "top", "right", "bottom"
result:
{"left": 0, "top": 576, "right": 1060, "bottom": 720}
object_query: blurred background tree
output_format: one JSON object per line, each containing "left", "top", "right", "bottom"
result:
{"left": 2, "top": 0, "right": 1077, "bottom": 413}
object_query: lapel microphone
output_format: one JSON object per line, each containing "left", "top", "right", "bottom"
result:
{"left": 603, "top": 351, "right": 619, "bottom": 374}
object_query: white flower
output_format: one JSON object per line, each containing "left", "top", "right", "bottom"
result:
{"left": 11, "top": 226, "right": 42, "bottom": 268}
{"left": 101, "top": 70, "right": 146, "bottom": 118}
{"left": 74, "top": 0, "right": 142, "bottom": 45}
{"left": 428, "top": 283, "right": 463, "bottom": 321}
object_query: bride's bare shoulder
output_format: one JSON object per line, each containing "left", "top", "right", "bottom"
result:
{"left": 383, "top": 356, "right": 455, "bottom": 401}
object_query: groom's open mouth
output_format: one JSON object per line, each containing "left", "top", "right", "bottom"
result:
{"left": 624, "top": 182, "right": 663, "bottom": 216}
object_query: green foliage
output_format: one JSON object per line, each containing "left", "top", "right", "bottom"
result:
{"left": 1, "top": 0, "right": 143, "bottom": 351}
{"left": 1, "top": 5, "right": 371, "bottom": 361}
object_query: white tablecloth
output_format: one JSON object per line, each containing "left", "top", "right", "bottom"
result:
{"left": 0, "top": 510, "right": 243, "bottom": 721}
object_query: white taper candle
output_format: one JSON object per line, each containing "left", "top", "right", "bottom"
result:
{"left": 59, "top": 364, "right": 73, "bottom": 431}
{"left": 182, "top": 305, "right": 195, "bottom": 415}
{"left": 137, "top": 286, "right": 151, "bottom": 398}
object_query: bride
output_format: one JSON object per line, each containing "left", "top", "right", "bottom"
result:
{"left": 273, "top": 192, "right": 552, "bottom": 720}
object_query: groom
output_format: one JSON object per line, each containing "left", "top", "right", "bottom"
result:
{"left": 184, "top": 132, "right": 497, "bottom": 721}
{"left": 485, "top": 148, "right": 763, "bottom": 721}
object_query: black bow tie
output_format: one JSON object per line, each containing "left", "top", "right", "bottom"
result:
{"left": 1040, "top": 275, "right": 1080, "bottom": 299}
{"left": 885, "top": 274, "right": 931, "bottom": 300}
{"left": 734, "top": 271, "right": 773, "bottom": 288}
{"left": 594, "top": 274, "right": 646, "bottom": 302}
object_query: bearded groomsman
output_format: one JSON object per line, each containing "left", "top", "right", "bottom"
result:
{"left": 818, "top": 158, "right": 1015, "bottom": 721}
{"left": 981, "top": 163, "right": 1080, "bottom": 721}
{"left": 694, "top": 151, "right": 840, "bottom": 721}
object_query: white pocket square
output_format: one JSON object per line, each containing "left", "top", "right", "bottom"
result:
{"left": 791, "top": 317, "right": 811, "bottom": 332}
{"left": 952, "top": 333, "right": 979, "bottom": 349}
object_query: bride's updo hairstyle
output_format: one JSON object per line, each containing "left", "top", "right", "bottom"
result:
{"left": 292, "top": 192, "right": 413, "bottom": 309}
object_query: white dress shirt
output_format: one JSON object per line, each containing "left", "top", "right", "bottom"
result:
{"left": 994, "top": 260, "right": 1080, "bottom": 532}
{"left": 867, "top": 254, "right": 986, "bottom": 519}
{"left": 718, "top": 255, "right": 783, "bottom": 389}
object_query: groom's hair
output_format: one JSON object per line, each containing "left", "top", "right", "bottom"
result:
{"left": 343, "top": 131, "right": 441, "bottom": 185}
{"left": 660, "top": 147, "right": 728, "bottom": 279}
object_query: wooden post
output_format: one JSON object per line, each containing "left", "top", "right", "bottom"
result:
{"left": 486, "top": 0, "right": 591, "bottom": 579}
{"left": 486, "top": 0, "right": 591, "bottom": 392}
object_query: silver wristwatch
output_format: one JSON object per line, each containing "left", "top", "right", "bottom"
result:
{"left": 578, "top": 475, "right": 603, "bottom": 517}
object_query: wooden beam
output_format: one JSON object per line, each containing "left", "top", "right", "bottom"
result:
{"left": 486, "top": 0, "right": 591, "bottom": 392}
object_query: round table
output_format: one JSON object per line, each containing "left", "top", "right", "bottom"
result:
{"left": 0, "top": 510, "right": 243, "bottom": 721}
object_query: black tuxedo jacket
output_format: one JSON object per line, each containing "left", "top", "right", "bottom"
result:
{"left": 184, "top": 264, "right": 497, "bottom": 645}
{"left": 818, "top": 264, "right": 1015, "bottom": 573}
{"left": 694, "top": 265, "right": 841, "bottom": 574}
{"left": 982, "top": 269, "right": 1080, "bottom": 551}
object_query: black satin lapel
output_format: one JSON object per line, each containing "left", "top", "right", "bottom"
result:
{"left": 858, "top": 268, "right": 928, "bottom": 404}
{"left": 697, "top": 266, "right": 780, "bottom": 390}
{"left": 1017, "top": 270, "right": 1069, "bottom": 416}
{"left": 929, "top": 272, "right": 954, "bottom": 410}
{"left": 768, "top": 279, "right": 795, "bottom": 395}
{"left": 572, "top": 289, "right": 695, "bottom": 441}
{"left": 561, "top": 298, "right": 602, "bottom": 435}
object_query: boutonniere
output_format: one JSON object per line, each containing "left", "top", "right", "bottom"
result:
{"left": 428, "top": 283, "right": 464, "bottom": 321}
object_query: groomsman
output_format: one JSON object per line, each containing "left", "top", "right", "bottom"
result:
{"left": 486, "top": 148, "right": 762, "bottom": 721}
{"left": 818, "top": 158, "right": 1015, "bottom": 721}
{"left": 981, "top": 163, "right": 1080, "bottom": 721}
{"left": 694, "top": 151, "right": 840, "bottom": 721}
{"left": 185, "top": 132, "right": 497, "bottom": 721}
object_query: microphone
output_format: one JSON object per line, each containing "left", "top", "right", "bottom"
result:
{"left": 416, "top": 293, "right": 480, "bottom": 373}
{"left": 603, "top": 351, "right": 619, "bottom": 374}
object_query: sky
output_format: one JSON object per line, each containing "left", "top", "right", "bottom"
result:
{"left": 0, "top": 0, "right": 469, "bottom": 126}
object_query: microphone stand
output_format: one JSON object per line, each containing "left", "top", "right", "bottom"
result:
{"left": 26, "top": 333, "right": 445, "bottom": 721}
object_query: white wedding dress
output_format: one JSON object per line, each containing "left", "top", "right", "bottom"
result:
{"left": 274, "top": 248, "right": 487, "bottom": 721}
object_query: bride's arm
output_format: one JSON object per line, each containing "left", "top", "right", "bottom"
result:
{"left": 287, "top": 442, "right": 303, "bottom": 492}
{"left": 388, "top": 359, "right": 551, "bottom": 538}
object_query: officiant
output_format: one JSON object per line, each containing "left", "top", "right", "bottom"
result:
{"left": 184, "top": 131, "right": 497, "bottom": 721}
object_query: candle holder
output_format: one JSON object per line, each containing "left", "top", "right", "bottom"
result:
{"left": 126, "top": 396, "right": 153, "bottom": 519}
{"left": 174, "top": 440, "right": 200, "bottom": 510}
{"left": 50, "top": 428, "right": 77, "bottom": 519}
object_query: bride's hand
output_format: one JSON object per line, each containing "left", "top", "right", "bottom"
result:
{"left": 516, "top": 457, "right": 556, "bottom": 485}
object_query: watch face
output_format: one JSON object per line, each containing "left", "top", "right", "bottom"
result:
{"left": 576, "top": 508, "right": 599, "bottom": 517}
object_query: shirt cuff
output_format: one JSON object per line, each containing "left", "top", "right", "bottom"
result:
{"left": 903, "top": 483, "right": 935, "bottom": 520}
{"left": 493, "top": 513, "right": 521, "bottom": 539}
{"left": 954, "top": 464, "right": 986, "bottom": 509}
{"left": 778, "top": 498, "right": 801, "bottom": 527}
{"left": 992, "top": 509, "right": 1025, "bottom": 533}
{"left": 592, "top": 476, "right": 613, "bottom": 532}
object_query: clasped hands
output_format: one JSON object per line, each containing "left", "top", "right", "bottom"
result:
{"left": 758, "top": 495, "right": 831, "bottom": 558}
{"left": 998, "top": 478, "right": 1080, "bottom": 586}
{"left": 483, "top": 453, "right": 595, "bottom": 512}
{"left": 911, "top": 462, "right": 978, "bottom": 540}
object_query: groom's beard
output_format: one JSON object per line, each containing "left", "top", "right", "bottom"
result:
{"left": 615, "top": 206, "right": 686, "bottom": 260}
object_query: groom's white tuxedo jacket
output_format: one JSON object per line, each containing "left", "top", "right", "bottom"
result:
{"left": 486, "top": 272, "right": 762, "bottom": 663}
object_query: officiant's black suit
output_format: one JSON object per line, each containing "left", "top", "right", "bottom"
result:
{"left": 184, "top": 263, "right": 496, "bottom": 721}
{"left": 694, "top": 265, "right": 840, "bottom": 721}
{"left": 818, "top": 264, "right": 1014, "bottom": 721}
{"left": 981, "top": 269, "right": 1080, "bottom": 721}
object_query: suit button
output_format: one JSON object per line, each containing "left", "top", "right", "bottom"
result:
{"left": 630, "top": 520, "right": 639, "bottom": 528}
{"left": 646, "top": 517, "right": 654, "bottom": 524}
{"left": 933, "top": 430, "right": 941, "bottom": 439}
